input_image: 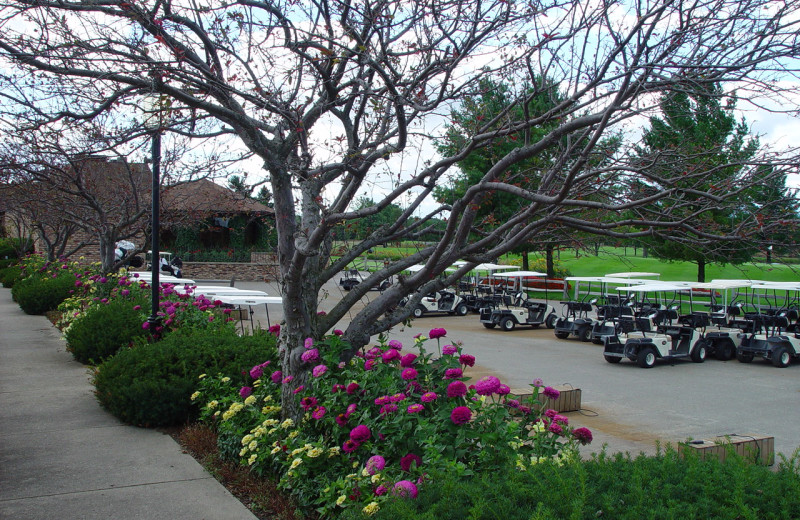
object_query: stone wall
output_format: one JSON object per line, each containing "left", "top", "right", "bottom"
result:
{"left": 181, "top": 261, "right": 279, "bottom": 282}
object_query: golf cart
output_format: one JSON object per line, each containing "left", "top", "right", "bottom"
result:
{"left": 694, "top": 281, "right": 752, "bottom": 360}
{"left": 338, "top": 269, "right": 392, "bottom": 292}
{"left": 736, "top": 283, "right": 800, "bottom": 368}
{"left": 402, "top": 289, "right": 470, "bottom": 318}
{"left": 479, "top": 290, "right": 557, "bottom": 331}
{"left": 603, "top": 283, "right": 708, "bottom": 368}
{"left": 590, "top": 279, "right": 667, "bottom": 344}
{"left": 554, "top": 277, "right": 603, "bottom": 341}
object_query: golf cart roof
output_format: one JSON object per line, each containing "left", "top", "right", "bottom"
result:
{"left": 470, "top": 263, "right": 519, "bottom": 271}
{"left": 604, "top": 271, "right": 661, "bottom": 278}
{"left": 616, "top": 282, "right": 696, "bottom": 293}
{"left": 565, "top": 276, "right": 608, "bottom": 282}
{"left": 749, "top": 282, "right": 800, "bottom": 291}
{"left": 692, "top": 280, "right": 753, "bottom": 290}
{"left": 493, "top": 270, "right": 547, "bottom": 278}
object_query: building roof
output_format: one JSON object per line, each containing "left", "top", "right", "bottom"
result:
{"left": 162, "top": 178, "right": 273, "bottom": 215}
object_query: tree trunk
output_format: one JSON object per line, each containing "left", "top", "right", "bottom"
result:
{"left": 545, "top": 244, "right": 555, "bottom": 278}
{"left": 522, "top": 251, "right": 529, "bottom": 270}
{"left": 99, "top": 233, "right": 117, "bottom": 273}
{"left": 697, "top": 259, "right": 706, "bottom": 283}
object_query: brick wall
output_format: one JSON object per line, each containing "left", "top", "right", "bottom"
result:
{"left": 181, "top": 261, "right": 279, "bottom": 282}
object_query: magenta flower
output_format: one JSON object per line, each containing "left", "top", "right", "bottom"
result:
{"left": 543, "top": 386, "right": 560, "bottom": 400}
{"left": 388, "top": 339, "right": 403, "bottom": 350}
{"left": 572, "top": 427, "right": 594, "bottom": 445}
{"left": 141, "top": 321, "right": 149, "bottom": 330}
{"left": 301, "top": 396, "right": 318, "bottom": 411}
{"left": 400, "top": 452, "right": 422, "bottom": 471}
{"left": 374, "top": 485, "right": 388, "bottom": 496}
{"left": 304, "top": 337, "right": 314, "bottom": 349}
{"left": 421, "top": 391, "right": 438, "bottom": 403}
{"left": 366, "top": 455, "right": 386, "bottom": 475}
{"left": 544, "top": 408, "right": 557, "bottom": 418}
{"left": 342, "top": 439, "right": 359, "bottom": 453}
{"left": 382, "top": 349, "right": 401, "bottom": 363}
{"left": 506, "top": 399, "right": 520, "bottom": 409}
{"left": 366, "top": 346, "right": 382, "bottom": 359}
{"left": 292, "top": 385, "right": 305, "bottom": 394}
{"left": 282, "top": 375, "right": 294, "bottom": 384}
{"left": 444, "top": 368, "right": 463, "bottom": 380}
{"left": 549, "top": 422, "right": 564, "bottom": 435}
{"left": 475, "top": 375, "right": 501, "bottom": 396}
{"left": 400, "top": 353, "right": 417, "bottom": 367}
{"left": 390, "top": 393, "right": 406, "bottom": 403}
{"left": 446, "top": 381, "right": 468, "bottom": 398}
{"left": 407, "top": 403, "right": 424, "bottom": 414}
{"left": 532, "top": 378, "right": 544, "bottom": 387}
{"left": 450, "top": 406, "right": 472, "bottom": 425}
{"left": 375, "top": 395, "right": 390, "bottom": 406}
{"left": 346, "top": 382, "right": 360, "bottom": 394}
{"left": 345, "top": 403, "right": 357, "bottom": 417}
{"left": 239, "top": 386, "right": 253, "bottom": 398}
{"left": 312, "top": 364, "right": 328, "bottom": 377}
{"left": 333, "top": 329, "right": 344, "bottom": 336}
{"left": 364, "top": 359, "right": 377, "bottom": 371}
{"left": 133, "top": 305, "right": 141, "bottom": 311}
{"left": 331, "top": 384, "right": 345, "bottom": 393}
{"left": 249, "top": 365, "right": 264, "bottom": 380}
{"left": 554, "top": 414, "right": 569, "bottom": 425}
{"left": 429, "top": 328, "right": 447, "bottom": 339}
{"left": 459, "top": 354, "right": 476, "bottom": 367}
{"left": 393, "top": 480, "right": 419, "bottom": 499}
{"left": 497, "top": 384, "right": 510, "bottom": 396}
{"left": 300, "top": 348, "right": 319, "bottom": 363}
{"left": 270, "top": 370, "right": 283, "bottom": 384}
{"left": 380, "top": 403, "right": 398, "bottom": 415}
{"left": 335, "top": 414, "right": 348, "bottom": 427}
{"left": 311, "top": 406, "right": 326, "bottom": 420}
{"left": 268, "top": 323, "right": 280, "bottom": 336}
{"left": 350, "top": 425, "right": 372, "bottom": 444}
{"left": 401, "top": 367, "right": 418, "bottom": 380}
{"left": 442, "top": 344, "right": 457, "bottom": 355}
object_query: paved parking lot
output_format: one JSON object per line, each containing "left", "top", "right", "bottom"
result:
{"left": 226, "top": 280, "right": 800, "bottom": 460}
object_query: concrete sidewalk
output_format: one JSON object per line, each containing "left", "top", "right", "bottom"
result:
{"left": 0, "top": 288, "right": 257, "bottom": 520}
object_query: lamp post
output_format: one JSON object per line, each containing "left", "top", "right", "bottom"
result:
{"left": 143, "top": 94, "right": 169, "bottom": 333}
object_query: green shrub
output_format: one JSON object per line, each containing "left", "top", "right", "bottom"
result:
{"left": 354, "top": 447, "right": 800, "bottom": 520}
{"left": 11, "top": 273, "right": 76, "bottom": 314}
{"left": 0, "top": 265, "right": 22, "bottom": 288}
{"left": 93, "top": 330, "right": 278, "bottom": 427}
{"left": 65, "top": 299, "right": 150, "bottom": 364}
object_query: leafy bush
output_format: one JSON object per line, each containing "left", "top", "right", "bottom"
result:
{"left": 65, "top": 299, "right": 150, "bottom": 364}
{"left": 11, "top": 272, "right": 77, "bottom": 314}
{"left": 353, "top": 447, "right": 800, "bottom": 520}
{"left": 196, "top": 329, "right": 593, "bottom": 517}
{"left": 93, "top": 330, "right": 279, "bottom": 427}
{"left": 0, "top": 265, "right": 22, "bottom": 288}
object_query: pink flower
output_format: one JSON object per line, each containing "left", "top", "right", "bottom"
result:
{"left": 572, "top": 427, "right": 593, "bottom": 445}
{"left": 335, "top": 414, "right": 348, "bottom": 427}
{"left": 459, "top": 354, "right": 476, "bottom": 367}
{"left": 374, "top": 485, "right": 388, "bottom": 496}
{"left": 333, "top": 329, "right": 344, "bottom": 336}
{"left": 282, "top": 375, "right": 294, "bottom": 384}
{"left": 292, "top": 385, "right": 305, "bottom": 394}
{"left": 450, "top": 406, "right": 472, "bottom": 425}
{"left": 141, "top": 322, "right": 150, "bottom": 330}
{"left": 342, "top": 439, "right": 359, "bottom": 453}
{"left": 312, "top": 364, "right": 328, "bottom": 377}
{"left": 442, "top": 344, "right": 457, "bottom": 355}
{"left": 506, "top": 399, "right": 520, "bottom": 409}
{"left": 429, "top": 328, "right": 447, "bottom": 339}
{"left": 331, "top": 384, "right": 345, "bottom": 393}
{"left": 554, "top": 414, "right": 569, "bottom": 425}
{"left": 301, "top": 396, "right": 318, "bottom": 411}
{"left": 268, "top": 323, "right": 280, "bottom": 336}
{"left": 380, "top": 403, "right": 398, "bottom": 415}
{"left": 350, "top": 425, "right": 371, "bottom": 444}
{"left": 532, "top": 378, "right": 544, "bottom": 387}
{"left": 401, "top": 367, "right": 418, "bottom": 380}
{"left": 497, "top": 384, "right": 510, "bottom": 396}
{"left": 400, "top": 453, "right": 422, "bottom": 471}
{"left": 366, "top": 455, "right": 386, "bottom": 475}
{"left": 133, "top": 305, "right": 141, "bottom": 311}
{"left": 421, "top": 392, "right": 438, "bottom": 403}
{"left": 345, "top": 403, "right": 357, "bottom": 417}
{"left": 390, "top": 393, "right": 406, "bottom": 403}
{"left": 444, "top": 368, "right": 463, "bottom": 380}
{"left": 364, "top": 359, "right": 377, "bottom": 371}
{"left": 400, "top": 353, "right": 417, "bottom": 367}
{"left": 548, "top": 422, "right": 564, "bottom": 435}
{"left": 270, "top": 370, "right": 283, "bottom": 384}
{"left": 382, "top": 349, "right": 400, "bottom": 363}
{"left": 388, "top": 339, "right": 403, "bottom": 350}
{"left": 475, "top": 376, "right": 501, "bottom": 396}
{"left": 447, "top": 381, "right": 468, "bottom": 398}
{"left": 366, "top": 347, "right": 382, "bottom": 359}
{"left": 375, "top": 395, "right": 390, "bottom": 406}
{"left": 544, "top": 408, "right": 557, "bottom": 419}
{"left": 300, "top": 348, "right": 319, "bottom": 363}
{"left": 304, "top": 337, "right": 314, "bottom": 349}
{"left": 543, "top": 386, "right": 560, "bottom": 400}
{"left": 249, "top": 365, "right": 264, "bottom": 379}
{"left": 393, "top": 480, "right": 419, "bottom": 499}
{"left": 311, "top": 406, "right": 326, "bottom": 419}
{"left": 239, "top": 386, "right": 253, "bottom": 398}
{"left": 346, "top": 382, "right": 360, "bottom": 394}
{"left": 407, "top": 403, "right": 424, "bottom": 414}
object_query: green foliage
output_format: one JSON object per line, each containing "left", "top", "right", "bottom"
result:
{"left": 353, "top": 447, "right": 800, "bottom": 520}
{"left": 93, "top": 330, "right": 279, "bottom": 427}
{"left": 11, "top": 271, "right": 76, "bottom": 314}
{"left": 64, "top": 299, "right": 150, "bottom": 364}
{"left": 0, "top": 265, "right": 22, "bottom": 288}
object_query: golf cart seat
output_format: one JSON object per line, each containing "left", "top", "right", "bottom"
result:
{"left": 618, "top": 318, "right": 637, "bottom": 334}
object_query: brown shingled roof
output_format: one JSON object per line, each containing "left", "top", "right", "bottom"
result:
{"left": 162, "top": 178, "right": 273, "bottom": 215}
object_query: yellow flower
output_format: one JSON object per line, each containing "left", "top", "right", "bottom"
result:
{"left": 336, "top": 495, "right": 347, "bottom": 506}
{"left": 290, "top": 458, "right": 303, "bottom": 469}
{"left": 328, "top": 446, "right": 341, "bottom": 457}
{"left": 361, "top": 467, "right": 370, "bottom": 477}
{"left": 222, "top": 411, "right": 234, "bottom": 421}
{"left": 221, "top": 377, "right": 231, "bottom": 383}
{"left": 371, "top": 473, "right": 381, "bottom": 484}
{"left": 415, "top": 335, "right": 427, "bottom": 344}
{"left": 363, "top": 501, "right": 380, "bottom": 516}
{"left": 254, "top": 380, "right": 262, "bottom": 387}
{"left": 207, "top": 400, "right": 219, "bottom": 409}
{"left": 244, "top": 395, "right": 256, "bottom": 406}
{"left": 248, "top": 454, "right": 257, "bottom": 466}
{"left": 515, "top": 458, "right": 527, "bottom": 471}
{"left": 248, "top": 440, "right": 258, "bottom": 451}
{"left": 288, "top": 431, "right": 299, "bottom": 439}
{"left": 271, "top": 446, "right": 282, "bottom": 455}
{"left": 308, "top": 448, "right": 323, "bottom": 458}
{"left": 239, "top": 447, "right": 248, "bottom": 457}
{"left": 263, "top": 395, "right": 273, "bottom": 402}
{"left": 262, "top": 419, "right": 278, "bottom": 427}
{"left": 281, "top": 419, "right": 294, "bottom": 429}
{"left": 198, "top": 373, "right": 207, "bottom": 379}
{"left": 241, "top": 434, "right": 255, "bottom": 446}
{"left": 190, "top": 391, "right": 200, "bottom": 401}
{"left": 291, "top": 448, "right": 304, "bottom": 456}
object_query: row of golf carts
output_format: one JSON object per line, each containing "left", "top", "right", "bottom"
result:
{"left": 555, "top": 275, "right": 800, "bottom": 369}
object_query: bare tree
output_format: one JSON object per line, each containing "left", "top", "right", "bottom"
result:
{"left": 1, "top": 0, "right": 799, "bottom": 414}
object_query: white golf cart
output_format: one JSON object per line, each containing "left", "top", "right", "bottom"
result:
{"left": 603, "top": 283, "right": 708, "bottom": 368}
{"left": 403, "top": 289, "right": 470, "bottom": 318}
{"left": 694, "top": 280, "right": 752, "bottom": 360}
{"left": 736, "top": 282, "right": 800, "bottom": 368}
{"left": 479, "top": 290, "right": 557, "bottom": 331}
{"left": 554, "top": 277, "right": 603, "bottom": 341}
{"left": 338, "top": 269, "right": 392, "bottom": 292}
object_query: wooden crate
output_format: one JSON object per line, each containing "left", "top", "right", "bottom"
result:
{"left": 509, "top": 384, "right": 582, "bottom": 413}
{"left": 678, "top": 434, "right": 774, "bottom": 466}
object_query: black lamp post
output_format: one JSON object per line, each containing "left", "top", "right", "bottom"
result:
{"left": 145, "top": 96, "right": 165, "bottom": 332}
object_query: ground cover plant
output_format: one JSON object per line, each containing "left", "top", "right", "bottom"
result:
{"left": 195, "top": 328, "right": 593, "bottom": 518}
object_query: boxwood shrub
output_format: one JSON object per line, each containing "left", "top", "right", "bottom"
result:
{"left": 353, "top": 447, "right": 800, "bottom": 520}
{"left": 65, "top": 299, "right": 150, "bottom": 364}
{"left": 0, "top": 265, "right": 22, "bottom": 288}
{"left": 93, "top": 330, "right": 278, "bottom": 427}
{"left": 11, "top": 273, "right": 76, "bottom": 314}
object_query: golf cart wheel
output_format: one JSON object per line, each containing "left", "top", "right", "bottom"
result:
{"left": 455, "top": 303, "right": 468, "bottom": 316}
{"left": 554, "top": 331, "right": 570, "bottom": 339}
{"left": 715, "top": 340, "right": 736, "bottom": 361}
{"left": 578, "top": 326, "right": 592, "bottom": 343}
{"left": 604, "top": 354, "right": 621, "bottom": 364}
{"left": 737, "top": 351, "right": 754, "bottom": 363}
{"left": 500, "top": 317, "right": 516, "bottom": 331}
{"left": 637, "top": 346, "right": 657, "bottom": 368}
{"left": 690, "top": 341, "right": 707, "bottom": 363}
{"left": 545, "top": 313, "right": 557, "bottom": 329}
{"left": 592, "top": 337, "right": 603, "bottom": 345}
{"left": 412, "top": 306, "right": 425, "bottom": 319}
{"left": 772, "top": 346, "right": 792, "bottom": 368}
{"left": 483, "top": 323, "right": 496, "bottom": 329}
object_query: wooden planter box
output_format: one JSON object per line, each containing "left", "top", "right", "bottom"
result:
{"left": 509, "top": 384, "right": 582, "bottom": 413}
{"left": 678, "top": 434, "right": 774, "bottom": 466}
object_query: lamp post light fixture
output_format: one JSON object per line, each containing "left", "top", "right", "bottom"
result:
{"left": 143, "top": 94, "right": 171, "bottom": 333}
